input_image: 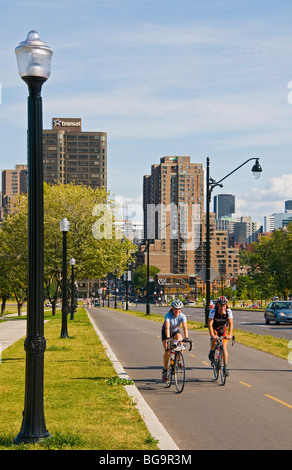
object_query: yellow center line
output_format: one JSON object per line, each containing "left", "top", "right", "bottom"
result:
{"left": 189, "top": 353, "right": 196, "bottom": 358}
{"left": 265, "top": 394, "right": 292, "bottom": 410}
{"left": 240, "top": 381, "right": 252, "bottom": 388}
{"left": 202, "top": 361, "right": 209, "bottom": 366}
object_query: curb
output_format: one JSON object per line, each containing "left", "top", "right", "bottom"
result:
{"left": 87, "top": 310, "right": 179, "bottom": 451}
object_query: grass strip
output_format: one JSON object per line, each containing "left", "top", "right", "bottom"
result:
{"left": 0, "top": 308, "right": 159, "bottom": 450}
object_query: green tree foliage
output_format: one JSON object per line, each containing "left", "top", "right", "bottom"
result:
{"left": 0, "top": 195, "right": 28, "bottom": 315}
{"left": 132, "top": 265, "right": 160, "bottom": 291}
{"left": 239, "top": 222, "right": 292, "bottom": 300}
{"left": 0, "top": 183, "right": 136, "bottom": 314}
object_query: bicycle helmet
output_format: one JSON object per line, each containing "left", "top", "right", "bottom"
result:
{"left": 217, "top": 296, "right": 228, "bottom": 305}
{"left": 171, "top": 300, "right": 184, "bottom": 309}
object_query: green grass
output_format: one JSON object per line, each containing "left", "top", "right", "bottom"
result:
{"left": 0, "top": 308, "right": 159, "bottom": 450}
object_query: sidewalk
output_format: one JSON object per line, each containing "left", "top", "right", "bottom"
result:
{"left": 0, "top": 309, "right": 51, "bottom": 353}
{"left": 0, "top": 314, "right": 27, "bottom": 353}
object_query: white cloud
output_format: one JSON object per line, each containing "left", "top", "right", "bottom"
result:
{"left": 251, "top": 174, "right": 292, "bottom": 201}
{"left": 234, "top": 174, "right": 292, "bottom": 222}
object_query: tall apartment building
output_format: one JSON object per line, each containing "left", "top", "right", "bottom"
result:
{"left": 43, "top": 118, "right": 107, "bottom": 190}
{"left": 2, "top": 164, "right": 28, "bottom": 215}
{"left": 143, "top": 156, "right": 204, "bottom": 276}
{"left": 142, "top": 156, "right": 240, "bottom": 296}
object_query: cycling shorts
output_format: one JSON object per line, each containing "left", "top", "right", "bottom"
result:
{"left": 161, "top": 328, "right": 180, "bottom": 341}
{"left": 213, "top": 326, "right": 227, "bottom": 343}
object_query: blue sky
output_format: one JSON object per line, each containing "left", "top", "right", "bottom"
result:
{"left": 1, "top": 0, "right": 292, "bottom": 225}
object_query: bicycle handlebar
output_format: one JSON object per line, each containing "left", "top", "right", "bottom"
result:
{"left": 214, "top": 335, "right": 235, "bottom": 345}
{"left": 167, "top": 338, "right": 193, "bottom": 351}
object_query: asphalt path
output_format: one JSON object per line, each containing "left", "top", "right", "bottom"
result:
{"left": 88, "top": 307, "right": 292, "bottom": 450}
{"left": 104, "top": 302, "right": 292, "bottom": 341}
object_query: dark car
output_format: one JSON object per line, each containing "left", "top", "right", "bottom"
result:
{"left": 94, "top": 300, "right": 100, "bottom": 307}
{"left": 264, "top": 301, "right": 292, "bottom": 325}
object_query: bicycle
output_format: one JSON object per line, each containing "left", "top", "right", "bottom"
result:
{"left": 165, "top": 338, "right": 193, "bottom": 393}
{"left": 211, "top": 335, "right": 235, "bottom": 386}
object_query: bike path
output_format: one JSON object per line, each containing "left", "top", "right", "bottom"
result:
{"left": 87, "top": 307, "right": 292, "bottom": 450}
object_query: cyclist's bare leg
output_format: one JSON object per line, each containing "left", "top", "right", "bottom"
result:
{"left": 162, "top": 339, "right": 170, "bottom": 370}
{"left": 223, "top": 341, "right": 228, "bottom": 364}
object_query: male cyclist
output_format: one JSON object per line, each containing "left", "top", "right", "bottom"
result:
{"left": 161, "top": 299, "right": 189, "bottom": 382}
{"left": 208, "top": 296, "right": 233, "bottom": 376}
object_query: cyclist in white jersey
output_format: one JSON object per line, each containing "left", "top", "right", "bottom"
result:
{"left": 161, "top": 299, "right": 189, "bottom": 382}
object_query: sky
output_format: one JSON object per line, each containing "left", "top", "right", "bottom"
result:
{"left": 1, "top": 0, "right": 292, "bottom": 226}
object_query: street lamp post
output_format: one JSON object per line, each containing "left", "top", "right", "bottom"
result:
{"left": 146, "top": 239, "right": 150, "bottom": 315}
{"left": 114, "top": 274, "right": 117, "bottom": 309}
{"left": 204, "top": 157, "right": 262, "bottom": 326}
{"left": 70, "top": 258, "right": 76, "bottom": 320}
{"left": 14, "top": 30, "right": 52, "bottom": 444}
{"left": 60, "top": 218, "right": 70, "bottom": 338}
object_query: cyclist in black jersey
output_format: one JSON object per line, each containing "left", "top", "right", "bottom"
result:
{"left": 208, "top": 296, "right": 233, "bottom": 376}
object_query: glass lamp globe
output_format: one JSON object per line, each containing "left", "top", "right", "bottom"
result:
{"left": 15, "top": 30, "right": 53, "bottom": 80}
{"left": 60, "top": 218, "right": 70, "bottom": 232}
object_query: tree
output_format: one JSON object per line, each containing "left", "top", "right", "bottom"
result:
{"left": 0, "top": 195, "right": 28, "bottom": 315}
{"left": 247, "top": 223, "right": 292, "bottom": 300}
{"left": 0, "top": 183, "right": 136, "bottom": 315}
{"left": 132, "top": 265, "right": 160, "bottom": 292}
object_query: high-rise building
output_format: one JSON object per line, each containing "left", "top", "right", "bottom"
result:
{"left": 214, "top": 194, "right": 235, "bottom": 219}
{"left": 143, "top": 156, "right": 204, "bottom": 276}
{"left": 2, "top": 164, "right": 28, "bottom": 215}
{"left": 285, "top": 200, "right": 292, "bottom": 212}
{"left": 43, "top": 118, "right": 107, "bottom": 190}
{"left": 142, "top": 156, "right": 240, "bottom": 294}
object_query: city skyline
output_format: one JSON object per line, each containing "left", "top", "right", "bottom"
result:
{"left": 0, "top": 1, "right": 292, "bottom": 226}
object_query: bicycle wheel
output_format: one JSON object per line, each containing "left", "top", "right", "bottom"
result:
{"left": 212, "top": 348, "right": 220, "bottom": 381}
{"left": 165, "top": 364, "right": 173, "bottom": 388}
{"left": 219, "top": 347, "right": 227, "bottom": 386}
{"left": 174, "top": 352, "right": 185, "bottom": 393}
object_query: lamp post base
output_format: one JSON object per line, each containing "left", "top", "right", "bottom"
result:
{"left": 15, "top": 430, "right": 51, "bottom": 445}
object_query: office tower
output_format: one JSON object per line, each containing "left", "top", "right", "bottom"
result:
{"left": 285, "top": 200, "right": 292, "bottom": 212}
{"left": 234, "top": 216, "right": 263, "bottom": 246}
{"left": 214, "top": 194, "right": 235, "bottom": 219}
{"left": 2, "top": 164, "right": 28, "bottom": 215}
{"left": 43, "top": 118, "right": 107, "bottom": 190}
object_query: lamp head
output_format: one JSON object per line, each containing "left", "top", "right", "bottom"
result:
{"left": 15, "top": 30, "right": 53, "bottom": 81}
{"left": 59, "top": 218, "right": 70, "bottom": 232}
{"left": 251, "top": 159, "right": 262, "bottom": 180}
{"left": 70, "top": 258, "right": 76, "bottom": 266}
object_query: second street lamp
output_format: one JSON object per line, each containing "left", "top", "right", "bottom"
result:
{"left": 60, "top": 218, "right": 70, "bottom": 338}
{"left": 70, "top": 258, "right": 76, "bottom": 320}
{"left": 204, "top": 157, "right": 262, "bottom": 326}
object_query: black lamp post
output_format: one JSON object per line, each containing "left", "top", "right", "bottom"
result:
{"left": 146, "top": 239, "right": 151, "bottom": 315}
{"left": 114, "top": 274, "right": 117, "bottom": 309}
{"left": 204, "top": 157, "right": 262, "bottom": 326}
{"left": 70, "top": 258, "right": 76, "bottom": 320}
{"left": 14, "top": 30, "right": 52, "bottom": 444}
{"left": 60, "top": 217, "right": 70, "bottom": 338}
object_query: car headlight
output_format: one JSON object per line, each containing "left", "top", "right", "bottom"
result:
{"left": 279, "top": 312, "right": 286, "bottom": 317}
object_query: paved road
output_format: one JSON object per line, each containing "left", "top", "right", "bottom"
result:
{"left": 88, "top": 307, "right": 292, "bottom": 450}
{"left": 104, "top": 302, "right": 292, "bottom": 340}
